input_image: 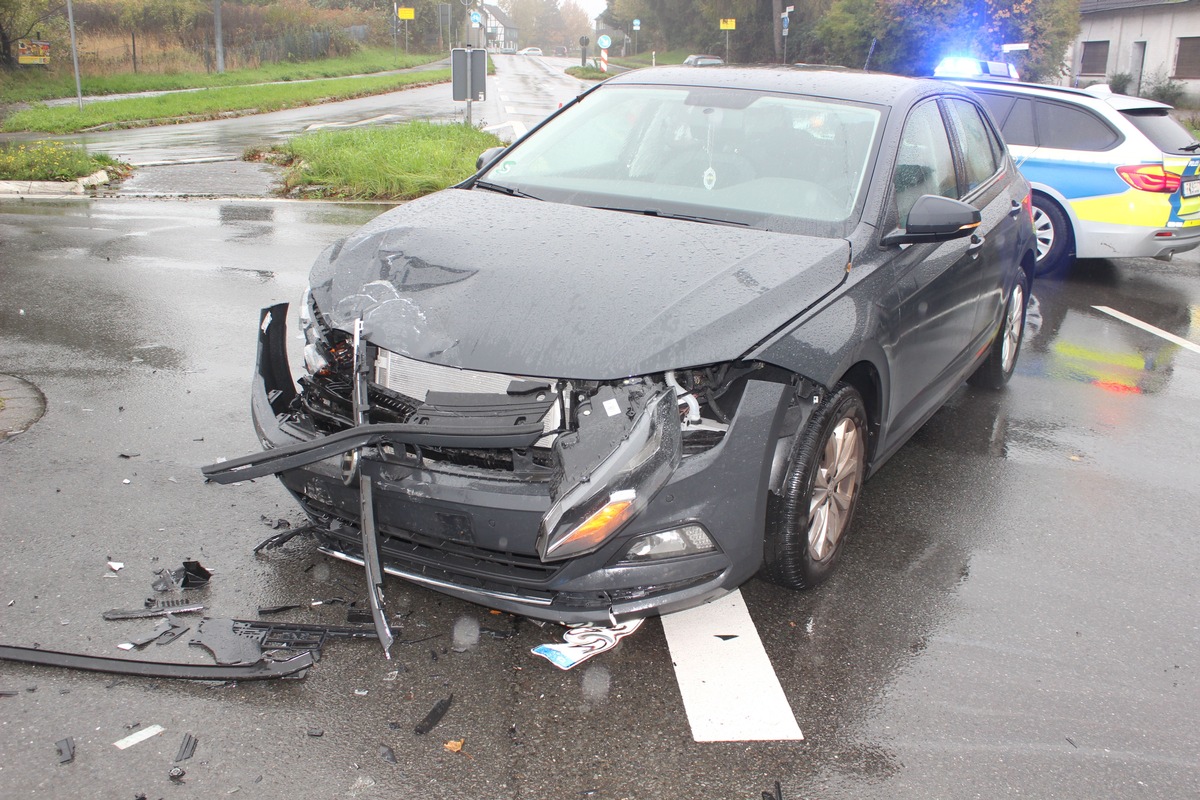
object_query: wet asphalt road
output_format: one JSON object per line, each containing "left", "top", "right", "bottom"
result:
{"left": 2, "top": 59, "right": 1199, "bottom": 800}
{"left": 2, "top": 197, "right": 1199, "bottom": 799}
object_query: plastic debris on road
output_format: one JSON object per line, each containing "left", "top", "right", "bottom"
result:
{"left": 530, "top": 619, "right": 644, "bottom": 670}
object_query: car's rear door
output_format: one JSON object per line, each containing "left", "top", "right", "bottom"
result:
{"left": 1120, "top": 107, "right": 1200, "bottom": 226}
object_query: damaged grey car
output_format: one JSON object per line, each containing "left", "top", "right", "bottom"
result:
{"left": 207, "top": 67, "right": 1036, "bottom": 626}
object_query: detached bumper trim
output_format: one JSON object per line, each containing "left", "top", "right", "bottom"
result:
{"left": 317, "top": 544, "right": 556, "bottom": 607}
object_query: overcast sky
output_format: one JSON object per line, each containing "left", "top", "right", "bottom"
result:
{"left": 575, "top": 0, "right": 608, "bottom": 24}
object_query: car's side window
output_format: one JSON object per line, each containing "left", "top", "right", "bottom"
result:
{"left": 946, "top": 99, "right": 1000, "bottom": 193}
{"left": 892, "top": 100, "right": 958, "bottom": 226}
{"left": 976, "top": 92, "right": 1036, "bottom": 147}
{"left": 1035, "top": 100, "right": 1121, "bottom": 150}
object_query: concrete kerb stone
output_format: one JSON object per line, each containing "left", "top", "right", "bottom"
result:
{"left": 0, "top": 374, "right": 47, "bottom": 440}
{"left": 0, "top": 170, "right": 108, "bottom": 198}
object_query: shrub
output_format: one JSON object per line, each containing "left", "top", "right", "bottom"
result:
{"left": 1144, "top": 71, "right": 1187, "bottom": 106}
{"left": 1107, "top": 71, "right": 1132, "bottom": 95}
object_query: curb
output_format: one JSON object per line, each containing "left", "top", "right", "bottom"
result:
{"left": 0, "top": 169, "right": 109, "bottom": 198}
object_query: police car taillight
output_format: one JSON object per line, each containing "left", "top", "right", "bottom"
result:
{"left": 1116, "top": 164, "right": 1181, "bottom": 193}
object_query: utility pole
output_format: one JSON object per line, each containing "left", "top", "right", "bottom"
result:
{"left": 213, "top": 0, "right": 224, "bottom": 73}
{"left": 65, "top": 0, "right": 83, "bottom": 110}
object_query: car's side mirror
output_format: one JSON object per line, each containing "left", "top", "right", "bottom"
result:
{"left": 881, "top": 194, "right": 982, "bottom": 246}
{"left": 476, "top": 146, "right": 507, "bottom": 172}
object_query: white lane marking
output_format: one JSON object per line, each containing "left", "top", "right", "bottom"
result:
{"left": 1093, "top": 305, "right": 1200, "bottom": 355}
{"left": 113, "top": 724, "right": 164, "bottom": 749}
{"left": 660, "top": 589, "right": 803, "bottom": 742}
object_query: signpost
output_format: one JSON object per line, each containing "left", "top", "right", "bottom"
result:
{"left": 720, "top": 18, "right": 735, "bottom": 64}
{"left": 398, "top": 7, "right": 413, "bottom": 53}
{"left": 633, "top": 19, "right": 640, "bottom": 57}
{"left": 780, "top": 7, "right": 792, "bottom": 65}
{"left": 451, "top": 47, "right": 487, "bottom": 126}
{"left": 597, "top": 33, "right": 611, "bottom": 73}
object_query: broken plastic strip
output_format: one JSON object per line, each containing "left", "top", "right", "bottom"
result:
{"left": 200, "top": 420, "right": 545, "bottom": 484}
{"left": 0, "top": 644, "right": 313, "bottom": 681}
{"left": 359, "top": 477, "right": 394, "bottom": 659}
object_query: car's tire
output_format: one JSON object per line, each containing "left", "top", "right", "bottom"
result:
{"left": 762, "top": 384, "right": 868, "bottom": 590}
{"left": 1032, "top": 195, "right": 1074, "bottom": 275}
{"left": 968, "top": 268, "right": 1029, "bottom": 390}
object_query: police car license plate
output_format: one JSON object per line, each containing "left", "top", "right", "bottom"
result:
{"left": 1184, "top": 179, "right": 1200, "bottom": 198}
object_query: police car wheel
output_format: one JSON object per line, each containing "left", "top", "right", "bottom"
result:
{"left": 1032, "top": 196, "right": 1073, "bottom": 275}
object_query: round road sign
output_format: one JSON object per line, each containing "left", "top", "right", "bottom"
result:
{"left": 597, "top": 34, "right": 612, "bottom": 49}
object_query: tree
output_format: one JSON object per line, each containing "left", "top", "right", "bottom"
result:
{"left": 809, "top": 0, "right": 1079, "bottom": 82}
{"left": 0, "top": 0, "right": 63, "bottom": 69}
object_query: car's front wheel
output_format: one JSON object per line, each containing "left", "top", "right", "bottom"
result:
{"left": 1032, "top": 195, "right": 1074, "bottom": 275}
{"left": 762, "top": 384, "right": 868, "bottom": 590}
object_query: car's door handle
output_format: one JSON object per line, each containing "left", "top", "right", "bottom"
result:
{"left": 1008, "top": 200, "right": 1022, "bottom": 217}
{"left": 968, "top": 234, "right": 985, "bottom": 256}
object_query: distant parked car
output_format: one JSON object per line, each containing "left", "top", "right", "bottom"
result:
{"left": 553, "top": 46, "right": 567, "bottom": 57}
{"left": 683, "top": 54, "right": 723, "bottom": 67}
{"left": 500, "top": 47, "right": 516, "bottom": 55}
{"left": 518, "top": 47, "right": 543, "bottom": 56}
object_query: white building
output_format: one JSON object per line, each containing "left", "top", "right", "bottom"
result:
{"left": 1072, "top": 0, "right": 1200, "bottom": 97}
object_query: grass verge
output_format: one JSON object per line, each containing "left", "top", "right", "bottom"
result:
{"left": 0, "top": 140, "right": 131, "bottom": 181}
{"left": 259, "top": 121, "right": 502, "bottom": 200}
{"left": 566, "top": 66, "right": 611, "bottom": 80}
{"left": 0, "top": 48, "right": 443, "bottom": 106}
{"left": 2, "top": 70, "right": 451, "bottom": 134}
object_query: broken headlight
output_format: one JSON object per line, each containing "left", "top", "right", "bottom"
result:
{"left": 537, "top": 389, "right": 681, "bottom": 562}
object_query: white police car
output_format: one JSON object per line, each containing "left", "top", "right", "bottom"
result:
{"left": 941, "top": 61, "right": 1200, "bottom": 273}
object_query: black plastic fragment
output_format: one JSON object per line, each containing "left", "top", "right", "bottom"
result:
{"left": 257, "top": 604, "right": 304, "bottom": 615}
{"left": 189, "top": 617, "right": 393, "bottom": 666}
{"left": 307, "top": 728, "right": 324, "bottom": 738}
{"left": 762, "top": 780, "right": 783, "bottom": 800}
{"left": 56, "top": 737, "right": 75, "bottom": 764}
{"left": 0, "top": 643, "right": 313, "bottom": 681}
{"left": 103, "top": 599, "right": 204, "bottom": 620}
{"left": 151, "top": 561, "right": 212, "bottom": 592}
{"left": 379, "top": 744, "right": 398, "bottom": 763}
{"left": 174, "top": 733, "right": 198, "bottom": 763}
{"left": 253, "top": 524, "right": 312, "bottom": 554}
{"left": 414, "top": 695, "right": 453, "bottom": 735}
{"left": 169, "top": 766, "right": 186, "bottom": 783}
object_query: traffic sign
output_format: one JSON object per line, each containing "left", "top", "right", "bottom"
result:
{"left": 597, "top": 34, "right": 611, "bottom": 49}
{"left": 633, "top": 19, "right": 641, "bottom": 30}
{"left": 781, "top": 16, "right": 788, "bottom": 29}
{"left": 470, "top": 10, "right": 481, "bottom": 26}
{"left": 397, "top": 7, "right": 414, "bottom": 19}
{"left": 720, "top": 19, "right": 736, "bottom": 30}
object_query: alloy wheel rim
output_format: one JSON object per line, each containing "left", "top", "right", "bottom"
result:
{"left": 1033, "top": 206, "right": 1054, "bottom": 262}
{"left": 1001, "top": 282, "right": 1025, "bottom": 372}
{"left": 807, "top": 417, "right": 864, "bottom": 562}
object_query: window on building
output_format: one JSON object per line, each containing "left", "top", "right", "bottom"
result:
{"left": 1080, "top": 41, "right": 1109, "bottom": 75}
{"left": 1176, "top": 37, "right": 1200, "bottom": 79}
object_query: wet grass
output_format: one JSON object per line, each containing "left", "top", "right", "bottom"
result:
{"left": 565, "top": 66, "right": 611, "bottom": 81}
{"left": 1, "top": 70, "right": 451, "bottom": 134}
{"left": 0, "top": 48, "right": 442, "bottom": 106}
{"left": 263, "top": 121, "right": 502, "bottom": 200}
{"left": 0, "top": 140, "right": 129, "bottom": 181}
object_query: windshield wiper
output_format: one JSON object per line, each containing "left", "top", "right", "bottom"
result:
{"left": 1181, "top": 142, "right": 1200, "bottom": 152}
{"left": 592, "top": 206, "right": 749, "bottom": 227}
{"left": 473, "top": 180, "right": 541, "bottom": 200}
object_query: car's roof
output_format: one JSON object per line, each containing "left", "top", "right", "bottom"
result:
{"left": 950, "top": 78, "right": 1173, "bottom": 113}
{"left": 607, "top": 65, "right": 964, "bottom": 107}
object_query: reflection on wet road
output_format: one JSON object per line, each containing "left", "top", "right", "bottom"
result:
{"left": 1, "top": 198, "right": 1198, "bottom": 799}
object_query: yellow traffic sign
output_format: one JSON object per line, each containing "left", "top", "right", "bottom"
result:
{"left": 720, "top": 19, "right": 736, "bottom": 30}
{"left": 398, "top": 7, "right": 414, "bottom": 19}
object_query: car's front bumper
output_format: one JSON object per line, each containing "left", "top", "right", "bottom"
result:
{"left": 237, "top": 305, "right": 794, "bottom": 624}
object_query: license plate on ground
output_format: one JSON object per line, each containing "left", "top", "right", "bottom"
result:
{"left": 1184, "top": 179, "right": 1200, "bottom": 198}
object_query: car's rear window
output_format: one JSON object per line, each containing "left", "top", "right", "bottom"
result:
{"left": 1121, "top": 109, "right": 1200, "bottom": 154}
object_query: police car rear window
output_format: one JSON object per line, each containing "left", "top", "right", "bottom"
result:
{"left": 1122, "top": 109, "right": 1200, "bottom": 155}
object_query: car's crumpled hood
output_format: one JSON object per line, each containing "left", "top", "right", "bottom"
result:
{"left": 310, "top": 188, "right": 849, "bottom": 379}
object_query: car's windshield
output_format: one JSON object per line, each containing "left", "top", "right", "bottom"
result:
{"left": 477, "top": 84, "right": 882, "bottom": 237}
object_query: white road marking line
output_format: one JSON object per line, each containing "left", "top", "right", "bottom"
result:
{"left": 1093, "top": 305, "right": 1200, "bottom": 355}
{"left": 113, "top": 724, "right": 164, "bottom": 749}
{"left": 660, "top": 589, "right": 803, "bottom": 742}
